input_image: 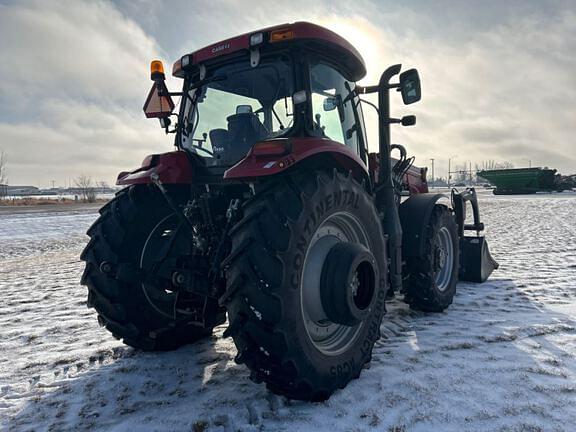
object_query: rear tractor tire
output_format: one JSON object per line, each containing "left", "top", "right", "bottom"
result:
{"left": 403, "top": 205, "right": 459, "bottom": 312}
{"left": 222, "top": 170, "right": 387, "bottom": 401}
{"left": 80, "top": 185, "right": 225, "bottom": 351}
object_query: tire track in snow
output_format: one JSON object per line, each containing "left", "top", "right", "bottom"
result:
{"left": 2, "top": 193, "right": 576, "bottom": 431}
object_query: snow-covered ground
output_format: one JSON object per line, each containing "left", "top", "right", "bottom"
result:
{"left": 1, "top": 193, "right": 575, "bottom": 431}
{"left": 5, "top": 193, "right": 117, "bottom": 201}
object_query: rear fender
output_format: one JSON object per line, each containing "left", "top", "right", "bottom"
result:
{"left": 116, "top": 151, "right": 193, "bottom": 186}
{"left": 399, "top": 193, "right": 451, "bottom": 257}
{"left": 224, "top": 138, "right": 370, "bottom": 186}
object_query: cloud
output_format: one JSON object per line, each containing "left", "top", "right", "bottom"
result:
{"left": 1, "top": 0, "right": 575, "bottom": 185}
{"left": 0, "top": 0, "right": 160, "bottom": 106}
{"left": 0, "top": 0, "right": 169, "bottom": 185}
{"left": 334, "top": 5, "right": 576, "bottom": 177}
{"left": 0, "top": 102, "right": 161, "bottom": 184}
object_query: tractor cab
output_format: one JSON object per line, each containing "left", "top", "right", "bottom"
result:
{"left": 178, "top": 53, "right": 296, "bottom": 166}
{"left": 144, "top": 22, "right": 369, "bottom": 168}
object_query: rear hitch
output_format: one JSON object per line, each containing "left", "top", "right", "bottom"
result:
{"left": 452, "top": 188, "right": 499, "bottom": 283}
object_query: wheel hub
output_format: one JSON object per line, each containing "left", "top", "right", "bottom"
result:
{"left": 300, "top": 212, "right": 376, "bottom": 356}
{"left": 350, "top": 273, "right": 360, "bottom": 297}
{"left": 320, "top": 242, "right": 377, "bottom": 326}
{"left": 434, "top": 226, "right": 454, "bottom": 291}
{"left": 140, "top": 214, "right": 196, "bottom": 319}
{"left": 436, "top": 244, "right": 447, "bottom": 270}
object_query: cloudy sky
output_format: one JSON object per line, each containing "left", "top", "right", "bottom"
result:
{"left": 0, "top": 0, "right": 574, "bottom": 186}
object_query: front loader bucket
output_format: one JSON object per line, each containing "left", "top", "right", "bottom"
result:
{"left": 459, "top": 236, "right": 499, "bottom": 283}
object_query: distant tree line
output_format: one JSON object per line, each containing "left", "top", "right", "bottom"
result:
{"left": 74, "top": 174, "right": 97, "bottom": 203}
{"left": 74, "top": 176, "right": 110, "bottom": 203}
{"left": 0, "top": 152, "right": 108, "bottom": 203}
{"left": 0, "top": 149, "right": 7, "bottom": 200}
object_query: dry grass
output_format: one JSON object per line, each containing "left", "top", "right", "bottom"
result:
{"left": 0, "top": 197, "right": 109, "bottom": 206}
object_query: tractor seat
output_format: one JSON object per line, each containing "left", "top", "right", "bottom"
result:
{"left": 226, "top": 112, "right": 269, "bottom": 162}
{"left": 209, "top": 128, "right": 229, "bottom": 161}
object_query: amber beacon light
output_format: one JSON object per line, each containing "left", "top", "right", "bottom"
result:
{"left": 150, "top": 60, "right": 165, "bottom": 80}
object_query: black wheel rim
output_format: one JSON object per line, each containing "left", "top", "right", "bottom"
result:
{"left": 139, "top": 214, "right": 194, "bottom": 320}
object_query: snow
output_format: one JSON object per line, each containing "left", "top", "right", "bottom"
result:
{"left": 6, "top": 193, "right": 117, "bottom": 201}
{"left": 1, "top": 193, "right": 576, "bottom": 431}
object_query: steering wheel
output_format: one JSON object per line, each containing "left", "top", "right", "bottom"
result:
{"left": 192, "top": 145, "right": 214, "bottom": 157}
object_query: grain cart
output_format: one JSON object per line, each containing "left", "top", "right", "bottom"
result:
{"left": 478, "top": 167, "right": 574, "bottom": 194}
{"left": 81, "top": 22, "right": 498, "bottom": 401}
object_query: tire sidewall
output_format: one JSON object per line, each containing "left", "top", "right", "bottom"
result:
{"left": 277, "top": 174, "right": 387, "bottom": 386}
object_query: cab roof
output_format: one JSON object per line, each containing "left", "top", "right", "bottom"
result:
{"left": 173, "top": 21, "right": 367, "bottom": 81}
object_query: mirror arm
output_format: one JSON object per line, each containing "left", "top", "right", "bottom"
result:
{"left": 387, "top": 115, "right": 416, "bottom": 126}
{"left": 357, "top": 85, "right": 379, "bottom": 94}
{"left": 359, "top": 83, "right": 400, "bottom": 95}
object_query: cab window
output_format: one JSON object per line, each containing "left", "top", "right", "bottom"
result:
{"left": 310, "top": 63, "right": 364, "bottom": 154}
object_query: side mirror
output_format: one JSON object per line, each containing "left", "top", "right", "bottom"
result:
{"left": 143, "top": 60, "right": 175, "bottom": 119}
{"left": 399, "top": 69, "right": 421, "bottom": 105}
{"left": 323, "top": 96, "right": 339, "bottom": 112}
{"left": 401, "top": 115, "right": 416, "bottom": 126}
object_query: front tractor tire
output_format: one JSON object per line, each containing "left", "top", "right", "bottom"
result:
{"left": 403, "top": 205, "right": 459, "bottom": 312}
{"left": 80, "top": 185, "right": 225, "bottom": 351}
{"left": 222, "top": 170, "right": 387, "bottom": 401}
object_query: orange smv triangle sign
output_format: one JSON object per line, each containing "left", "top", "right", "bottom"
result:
{"left": 143, "top": 81, "right": 175, "bottom": 118}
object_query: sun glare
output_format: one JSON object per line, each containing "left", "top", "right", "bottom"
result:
{"left": 317, "top": 16, "right": 388, "bottom": 84}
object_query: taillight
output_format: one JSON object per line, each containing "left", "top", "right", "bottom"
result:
{"left": 251, "top": 141, "right": 288, "bottom": 157}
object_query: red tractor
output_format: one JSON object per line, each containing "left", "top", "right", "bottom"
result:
{"left": 81, "top": 22, "right": 498, "bottom": 401}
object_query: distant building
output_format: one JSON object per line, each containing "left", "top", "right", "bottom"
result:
{"left": 5, "top": 185, "right": 40, "bottom": 196}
